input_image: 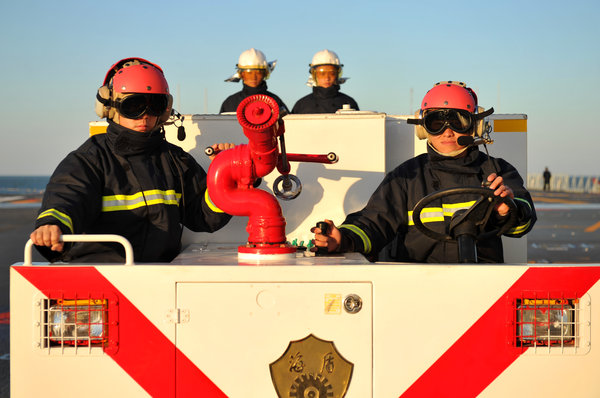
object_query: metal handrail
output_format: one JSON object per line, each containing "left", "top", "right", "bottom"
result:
{"left": 23, "top": 234, "right": 135, "bottom": 266}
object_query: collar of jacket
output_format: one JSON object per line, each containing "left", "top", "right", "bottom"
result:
{"left": 427, "top": 144, "right": 481, "bottom": 174}
{"left": 312, "top": 84, "right": 340, "bottom": 99}
{"left": 242, "top": 81, "right": 269, "bottom": 96}
{"left": 106, "top": 120, "right": 165, "bottom": 156}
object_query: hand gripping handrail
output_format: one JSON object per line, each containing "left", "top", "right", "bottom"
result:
{"left": 23, "top": 234, "right": 135, "bottom": 266}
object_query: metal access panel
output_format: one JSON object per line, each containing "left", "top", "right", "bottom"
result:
{"left": 175, "top": 281, "right": 373, "bottom": 397}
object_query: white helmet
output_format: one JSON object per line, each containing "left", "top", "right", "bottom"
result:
{"left": 310, "top": 49, "right": 342, "bottom": 68}
{"left": 238, "top": 48, "right": 268, "bottom": 70}
{"left": 307, "top": 49, "right": 348, "bottom": 87}
{"left": 225, "top": 48, "right": 277, "bottom": 82}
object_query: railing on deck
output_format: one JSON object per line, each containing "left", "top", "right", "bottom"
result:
{"left": 528, "top": 174, "right": 600, "bottom": 193}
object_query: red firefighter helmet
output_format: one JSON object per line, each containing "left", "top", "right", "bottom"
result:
{"left": 421, "top": 81, "right": 477, "bottom": 112}
{"left": 95, "top": 58, "right": 172, "bottom": 123}
{"left": 102, "top": 57, "right": 164, "bottom": 86}
{"left": 111, "top": 63, "right": 170, "bottom": 95}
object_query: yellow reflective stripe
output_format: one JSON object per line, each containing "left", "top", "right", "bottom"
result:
{"left": 514, "top": 197, "right": 532, "bottom": 211}
{"left": 506, "top": 219, "right": 531, "bottom": 235}
{"left": 505, "top": 197, "right": 533, "bottom": 235}
{"left": 37, "top": 209, "right": 74, "bottom": 233}
{"left": 339, "top": 224, "right": 372, "bottom": 254}
{"left": 102, "top": 189, "right": 181, "bottom": 212}
{"left": 408, "top": 201, "right": 476, "bottom": 225}
{"left": 408, "top": 207, "right": 443, "bottom": 225}
{"left": 205, "top": 190, "right": 224, "bottom": 213}
{"left": 442, "top": 200, "right": 476, "bottom": 216}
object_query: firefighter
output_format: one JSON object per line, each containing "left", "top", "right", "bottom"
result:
{"left": 312, "top": 81, "right": 536, "bottom": 263}
{"left": 220, "top": 48, "right": 288, "bottom": 113}
{"left": 31, "top": 58, "right": 232, "bottom": 263}
{"left": 291, "top": 49, "right": 359, "bottom": 114}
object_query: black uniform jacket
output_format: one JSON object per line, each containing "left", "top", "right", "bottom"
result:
{"left": 35, "top": 121, "right": 232, "bottom": 263}
{"left": 219, "top": 82, "right": 288, "bottom": 113}
{"left": 291, "top": 84, "right": 359, "bottom": 114}
{"left": 339, "top": 145, "right": 536, "bottom": 263}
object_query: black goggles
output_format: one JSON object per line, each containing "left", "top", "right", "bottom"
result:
{"left": 114, "top": 94, "right": 169, "bottom": 119}
{"left": 407, "top": 107, "right": 494, "bottom": 135}
{"left": 422, "top": 109, "right": 474, "bottom": 135}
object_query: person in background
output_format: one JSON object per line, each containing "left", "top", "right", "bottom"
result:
{"left": 311, "top": 81, "right": 536, "bottom": 263}
{"left": 543, "top": 167, "right": 552, "bottom": 191}
{"left": 220, "top": 48, "right": 288, "bottom": 113}
{"left": 291, "top": 49, "right": 359, "bottom": 114}
{"left": 31, "top": 57, "right": 232, "bottom": 263}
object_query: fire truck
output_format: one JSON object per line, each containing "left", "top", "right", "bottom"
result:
{"left": 11, "top": 96, "right": 600, "bottom": 397}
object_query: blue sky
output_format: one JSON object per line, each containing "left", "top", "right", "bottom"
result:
{"left": 0, "top": 0, "right": 598, "bottom": 176}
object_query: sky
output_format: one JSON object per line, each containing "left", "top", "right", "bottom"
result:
{"left": 0, "top": 0, "right": 598, "bottom": 176}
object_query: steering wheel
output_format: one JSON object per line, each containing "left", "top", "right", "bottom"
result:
{"left": 412, "top": 187, "right": 518, "bottom": 242}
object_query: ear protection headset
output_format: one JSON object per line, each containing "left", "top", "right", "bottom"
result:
{"left": 409, "top": 81, "right": 493, "bottom": 140}
{"left": 95, "top": 57, "right": 173, "bottom": 124}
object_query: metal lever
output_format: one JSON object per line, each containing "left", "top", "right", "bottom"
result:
{"left": 315, "top": 221, "right": 329, "bottom": 256}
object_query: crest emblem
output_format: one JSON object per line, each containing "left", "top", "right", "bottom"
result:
{"left": 270, "top": 334, "right": 353, "bottom": 398}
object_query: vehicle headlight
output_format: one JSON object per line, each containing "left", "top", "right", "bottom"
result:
{"left": 48, "top": 299, "right": 107, "bottom": 346}
{"left": 517, "top": 299, "right": 575, "bottom": 346}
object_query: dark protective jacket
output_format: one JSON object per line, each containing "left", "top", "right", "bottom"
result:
{"left": 219, "top": 82, "right": 288, "bottom": 113}
{"left": 291, "top": 85, "right": 359, "bottom": 114}
{"left": 35, "top": 121, "right": 231, "bottom": 263}
{"left": 338, "top": 145, "right": 536, "bottom": 263}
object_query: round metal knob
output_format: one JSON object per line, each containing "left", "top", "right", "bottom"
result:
{"left": 344, "top": 294, "right": 362, "bottom": 314}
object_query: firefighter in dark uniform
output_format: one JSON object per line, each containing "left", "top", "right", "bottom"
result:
{"left": 31, "top": 57, "right": 232, "bottom": 263}
{"left": 291, "top": 49, "right": 359, "bottom": 114}
{"left": 220, "top": 48, "right": 288, "bottom": 113}
{"left": 312, "top": 81, "right": 536, "bottom": 263}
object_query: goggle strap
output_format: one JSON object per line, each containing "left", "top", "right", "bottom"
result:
{"left": 96, "top": 92, "right": 109, "bottom": 105}
{"left": 473, "top": 107, "right": 494, "bottom": 120}
{"left": 406, "top": 118, "right": 422, "bottom": 125}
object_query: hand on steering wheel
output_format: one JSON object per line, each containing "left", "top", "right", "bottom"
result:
{"left": 412, "top": 186, "right": 518, "bottom": 242}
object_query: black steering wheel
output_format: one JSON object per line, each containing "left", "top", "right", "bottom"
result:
{"left": 412, "top": 187, "right": 518, "bottom": 243}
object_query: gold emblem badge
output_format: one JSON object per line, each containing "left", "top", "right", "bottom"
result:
{"left": 270, "top": 334, "right": 353, "bottom": 398}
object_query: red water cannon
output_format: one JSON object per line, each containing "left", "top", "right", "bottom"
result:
{"left": 206, "top": 94, "right": 338, "bottom": 259}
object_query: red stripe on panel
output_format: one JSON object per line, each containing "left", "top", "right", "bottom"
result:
{"left": 401, "top": 266, "right": 600, "bottom": 397}
{"left": 15, "top": 266, "right": 227, "bottom": 398}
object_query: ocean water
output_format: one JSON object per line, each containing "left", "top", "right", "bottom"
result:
{"left": 0, "top": 176, "right": 49, "bottom": 208}
{"left": 0, "top": 176, "right": 49, "bottom": 196}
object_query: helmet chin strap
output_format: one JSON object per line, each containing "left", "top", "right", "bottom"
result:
{"left": 426, "top": 138, "right": 469, "bottom": 158}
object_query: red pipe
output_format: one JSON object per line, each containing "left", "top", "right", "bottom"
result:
{"left": 207, "top": 95, "right": 288, "bottom": 246}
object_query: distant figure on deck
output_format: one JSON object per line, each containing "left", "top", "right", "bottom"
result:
{"left": 311, "top": 81, "right": 536, "bottom": 263}
{"left": 31, "top": 57, "right": 232, "bottom": 263}
{"left": 292, "top": 49, "right": 359, "bottom": 114}
{"left": 220, "top": 48, "right": 288, "bottom": 114}
{"left": 543, "top": 167, "right": 552, "bottom": 191}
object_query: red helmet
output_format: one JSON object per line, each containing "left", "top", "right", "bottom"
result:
{"left": 111, "top": 63, "right": 169, "bottom": 95}
{"left": 95, "top": 58, "right": 172, "bottom": 124}
{"left": 102, "top": 57, "right": 163, "bottom": 86}
{"left": 421, "top": 81, "right": 477, "bottom": 112}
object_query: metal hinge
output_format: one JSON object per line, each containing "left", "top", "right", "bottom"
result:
{"left": 167, "top": 308, "right": 190, "bottom": 324}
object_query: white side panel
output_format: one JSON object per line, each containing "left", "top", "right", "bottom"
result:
{"left": 9, "top": 269, "right": 149, "bottom": 398}
{"left": 176, "top": 281, "right": 372, "bottom": 398}
{"left": 370, "top": 264, "right": 527, "bottom": 396}
{"left": 11, "top": 258, "right": 600, "bottom": 397}
{"left": 481, "top": 280, "right": 600, "bottom": 397}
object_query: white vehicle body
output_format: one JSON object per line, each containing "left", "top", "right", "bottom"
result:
{"left": 12, "top": 111, "right": 600, "bottom": 397}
